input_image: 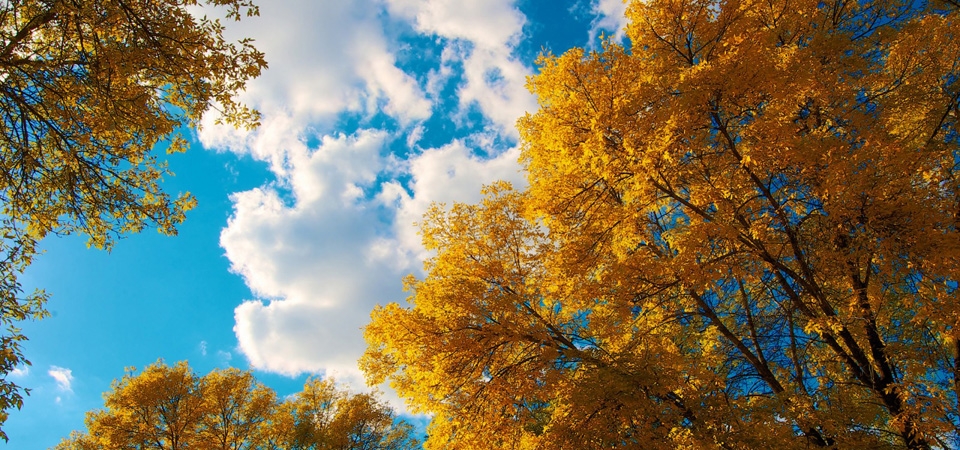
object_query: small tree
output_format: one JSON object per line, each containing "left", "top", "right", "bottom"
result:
{"left": 56, "top": 361, "right": 420, "bottom": 450}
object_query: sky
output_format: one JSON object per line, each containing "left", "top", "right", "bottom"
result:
{"left": 5, "top": 0, "right": 629, "bottom": 447}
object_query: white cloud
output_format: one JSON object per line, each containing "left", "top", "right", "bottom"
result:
{"left": 361, "top": 47, "right": 433, "bottom": 126}
{"left": 199, "top": 0, "right": 430, "bottom": 154}
{"left": 221, "top": 130, "right": 389, "bottom": 299}
{"left": 217, "top": 350, "right": 233, "bottom": 366}
{"left": 206, "top": 0, "right": 541, "bottom": 397}
{"left": 10, "top": 366, "right": 28, "bottom": 378}
{"left": 48, "top": 366, "right": 73, "bottom": 393}
{"left": 386, "top": 0, "right": 524, "bottom": 50}
{"left": 222, "top": 131, "right": 527, "bottom": 389}
{"left": 456, "top": 46, "right": 536, "bottom": 136}
{"left": 234, "top": 298, "right": 378, "bottom": 382}
{"left": 222, "top": 130, "right": 407, "bottom": 380}
{"left": 385, "top": 0, "right": 537, "bottom": 134}
{"left": 199, "top": 340, "right": 208, "bottom": 356}
{"left": 589, "top": 0, "right": 629, "bottom": 43}
{"left": 378, "top": 140, "right": 526, "bottom": 260}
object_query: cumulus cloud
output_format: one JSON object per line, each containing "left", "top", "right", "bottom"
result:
{"left": 378, "top": 140, "right": 526, "bottom": 260}
{"left": 386, "top": 0, "right": 524, "bottom": 47}
{"left": 10, "top": 366, "right": 29, "bottom": 378}
{"left": 206, "top": 0, "right": 542, "bottom": 396}
{"left": 589, "top": 0, "right": 630, "bottom": 43}
{"left": 223, "top": 134, "right": 525, "bottom": 393}
{"left": 385, "top": 0, "right": 536, "bottom": 134}
{"left": 222, "top": 130, "right": 406, "bottom": 381}
{"left": 48, "top": 366, "right": 73, "bottom": 393}
{"left": 199, "top": 0, "right": 431, "bottom": 154}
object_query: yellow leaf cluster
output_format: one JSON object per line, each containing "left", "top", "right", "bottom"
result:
{"left": 0, "top": 0, "right": 267, "bottom": 436}
{"left": 54, "top": 360, "right": 420, "bottom": 450}
{"left": 363, "top": 0, "right": 960, "bottom": 448}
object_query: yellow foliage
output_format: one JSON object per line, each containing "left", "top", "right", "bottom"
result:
{"left": 54, "top": 360, "right": 420, "bottom": 450}
{"left": 0, "top": 0, "right": 267, "bottom": 437}
{"left": 364, "top": 0, "right": 960, "bottom": 448}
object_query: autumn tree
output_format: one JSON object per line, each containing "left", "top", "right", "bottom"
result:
{"left": 55, "top": 361, "right": 419, "bottom": 450}
{"left": 326, "top": 392, "right": 419, "bottom": 450}
{"left": 198, "top": 368, "right": 277, "bottom": 449}
{"left": 84, "top": 361, "right": 208, "bottom": 449}
{"left": 262, "top": 378, "right": 419, "bottom": 450}
{"left": 363, "top": 0, "right": 960, "bottom": 448}
{"left": 0, "top": 0, "right": 266, "bottom": 437}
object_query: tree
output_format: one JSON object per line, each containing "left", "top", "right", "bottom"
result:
{"left": 55, "top": 361, "right": 420, "bottom": 450}
{"left": 324, "top": 392, "right": 418, "bottom": 450}
{"left": 263, "top": 378, "right": 419, "bottom": 450}
{"left": 362, "top": 0, "right": 960, "bottom": 448}
{"left": 84, "top": 361, "right": 207, "bottom": 449}
{"left": 0, "top": 0, "right": 266, "bottom": 437}
{"left": 198, "top": 368, "right": 276, "bottom": 449}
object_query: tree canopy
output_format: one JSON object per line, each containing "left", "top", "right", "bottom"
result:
{"left": 55, "top": 361, "right": 419, "bottom": 450}
{"left": 0, "top": 0, "right": 266, "bottom": 437}
{"left": 362, "top": 0, "right": 960, "bottom": 448}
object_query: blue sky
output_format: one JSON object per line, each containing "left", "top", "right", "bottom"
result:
{"left": 5, "top": 0, "right": 629, "bottom": 447}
